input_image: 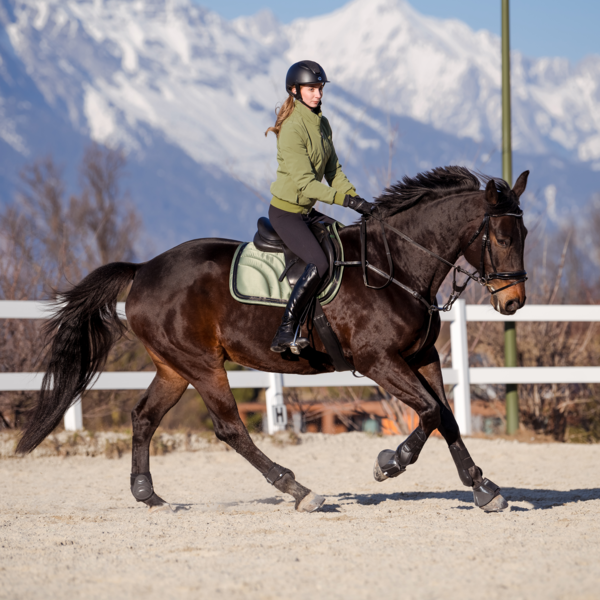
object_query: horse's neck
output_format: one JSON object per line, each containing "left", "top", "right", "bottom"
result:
{"left": 385, "top": 193, "right": 480, "bottom": 297}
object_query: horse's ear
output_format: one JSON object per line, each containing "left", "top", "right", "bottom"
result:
{"left": 512, "top": 170, "right": 529, "bottom": 199}
{"left": 485, "top": 179, "right": 499, "bottom": 206}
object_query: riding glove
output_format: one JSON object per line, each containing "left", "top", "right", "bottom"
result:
{"left": 343, "top": 194, "right": 375, "bottom": 215}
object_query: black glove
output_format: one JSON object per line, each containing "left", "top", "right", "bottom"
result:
{"left": 343, "top": 194, "right": 375, "bottom": 216}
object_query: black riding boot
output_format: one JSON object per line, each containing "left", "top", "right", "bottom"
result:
{"left": 270, "top": 263, "right": 321, "bottom": 353}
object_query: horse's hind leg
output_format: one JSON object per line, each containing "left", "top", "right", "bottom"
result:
{"left": 410, "top": 347, "right": 508, "bottom": 512}
{"left": 130, "top": 356, "right": 189, "bottom": 510}
{"left": 191, "top": 366, "right": 325, "bottom": 512}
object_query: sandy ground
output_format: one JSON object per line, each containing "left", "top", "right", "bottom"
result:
{"left": 1, "top": 432, "right": 599, "bottom": 600}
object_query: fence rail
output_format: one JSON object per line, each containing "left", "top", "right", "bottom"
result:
{"left": 1, "top": 300, "right": 599, "bottom": 435}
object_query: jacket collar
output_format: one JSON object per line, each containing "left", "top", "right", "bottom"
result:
{"left": 294, "top": 99, "right": 322, "bottom": 124}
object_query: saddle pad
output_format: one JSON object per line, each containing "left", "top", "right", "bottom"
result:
{"left": 229, "top": 226, "right": 344, "bottom": 307}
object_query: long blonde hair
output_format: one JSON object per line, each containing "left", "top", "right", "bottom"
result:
{"left": 265, "top": 95, "right": 295, "bottom": 138}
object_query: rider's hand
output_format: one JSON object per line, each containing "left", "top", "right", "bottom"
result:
{"left": 343, "top": 194, "right": 375, "bottom": 216}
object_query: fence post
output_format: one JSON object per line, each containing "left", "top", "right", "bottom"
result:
{"left": 450, "top": 299, "right": 471, "bottom": 435}
{"left": 64, "top": 397, "right": 83, "bottom": 431}
{"left": 265, "top": 373, "right": 286, "bottom": 434}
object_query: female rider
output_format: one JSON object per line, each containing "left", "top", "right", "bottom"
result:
{"left": 266, "top": 60, "right": 375, "bottom": 353}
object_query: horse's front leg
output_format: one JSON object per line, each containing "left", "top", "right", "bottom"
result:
{"left": 357, "top": 350, "right": 442, "bottom": 481}
{"left": 408, "top": 346, "right": 508, "bottom": 512}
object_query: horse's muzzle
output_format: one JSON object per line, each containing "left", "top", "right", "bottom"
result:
{"left": 491, "top": 288, "right": 526, "bottom": 315}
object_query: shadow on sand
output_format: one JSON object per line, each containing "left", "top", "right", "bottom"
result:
{"left": 164, "top": 488, "right": 599, "bottom": 514}
{"left": 326, "top": 488, "right": 600, "bottom": 511}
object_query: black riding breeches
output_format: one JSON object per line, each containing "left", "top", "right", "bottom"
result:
{"left": 268, "top": 205, "right": 334, "bottom": 279}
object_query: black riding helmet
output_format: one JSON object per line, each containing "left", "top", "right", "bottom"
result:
{"left": 286, "top": 60, "right": 329, "bottom": 98}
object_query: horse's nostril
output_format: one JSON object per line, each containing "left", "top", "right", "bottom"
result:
{"left": 505, "top": 299, "right": 520, "bottom": 313}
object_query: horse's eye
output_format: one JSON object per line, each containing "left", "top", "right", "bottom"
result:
{"left": 496, "top": 237, "right": 510, "bottom": 248}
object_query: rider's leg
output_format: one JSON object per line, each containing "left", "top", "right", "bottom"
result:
{"left": 268, "top": 206, "right": 329, "bottom": 352}
{"left": 270, "top": 263, "right": 321, "bottom": 353}
{"left": 268, "top": 205, "right": 329, "bottom": 277}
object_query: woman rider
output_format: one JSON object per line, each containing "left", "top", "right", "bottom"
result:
{"left": 266, "top": 60, "right": 375, "bottom": 353}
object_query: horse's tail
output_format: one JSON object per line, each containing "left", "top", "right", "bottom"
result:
{"left": 16, "top": 262, "right": 141, "bottom": 454}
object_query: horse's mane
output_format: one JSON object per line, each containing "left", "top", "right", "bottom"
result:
{"left": 374, "top": 166, "right": 516, "bottom": 217}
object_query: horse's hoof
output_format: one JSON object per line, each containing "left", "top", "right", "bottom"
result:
{"left": 481, "top": 494, "right": 508, "bottom": 513}
{"left": 373, "top": 449, "right": 404, "bottom": 482}
{"left": 373, "top": 458, "right": 388, "bottom": 482}
{"left": 296, "top": 492, "right": 326, "bottom": 513}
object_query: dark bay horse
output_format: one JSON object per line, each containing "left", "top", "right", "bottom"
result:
{"left": 17, "top": 167, "right": 529, "bottom": 513}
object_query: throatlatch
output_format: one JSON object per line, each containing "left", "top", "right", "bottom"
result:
{"left": 374, "top": 427, "right": 427, "bottom": 480}
{"left": 449, "top": 442, "right": 502, "bottom": 508}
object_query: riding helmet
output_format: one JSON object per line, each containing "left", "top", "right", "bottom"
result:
{"left": 286, "top": 60, "right": 329, "bottom": 97}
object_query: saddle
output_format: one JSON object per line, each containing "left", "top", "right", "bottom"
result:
{"left": 252, "top": 217, "right": 338, "bottom": 294}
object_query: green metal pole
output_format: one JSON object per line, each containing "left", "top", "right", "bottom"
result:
{"left": 502, "top": 0, "right": 519, "bottom": 434}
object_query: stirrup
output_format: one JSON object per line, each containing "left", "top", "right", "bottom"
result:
{"left": 289, "top": 322, "right": 310, "bottom": 355}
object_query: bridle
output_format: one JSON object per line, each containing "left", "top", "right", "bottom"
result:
{"left": 336, "top": 208, "right": 527, "bottom": 315}
{"left": 465, "top": 211, "right": 527, "bottom": 295}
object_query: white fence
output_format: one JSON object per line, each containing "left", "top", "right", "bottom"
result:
{"left": 1, "top": 300, "right": 599, "bottom": 435}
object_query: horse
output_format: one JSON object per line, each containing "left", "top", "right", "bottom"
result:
{"left": 16, "top": 166, "right": 529, "bottom": 513}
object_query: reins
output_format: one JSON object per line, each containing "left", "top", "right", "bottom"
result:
{"left": 335, "top": 208, "right": 527, "bottom": 359}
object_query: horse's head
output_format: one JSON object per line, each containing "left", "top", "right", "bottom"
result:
{"left": 462, "top": 171, "right": 529, "bottom": 315}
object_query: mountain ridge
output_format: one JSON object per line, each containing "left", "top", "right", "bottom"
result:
{"left": 0, "top": 0, "right": 599, "bottom": 253}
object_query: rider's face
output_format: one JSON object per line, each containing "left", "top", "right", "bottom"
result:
{"left": 299, "top": 84, "right": 324, "bottom": 108}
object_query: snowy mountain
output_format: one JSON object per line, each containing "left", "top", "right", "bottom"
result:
{"left": 286, "top": 0, "right": 600, "bottom": 165}
{"left": 1, "top": 0, "right": 599, "bottom": 253}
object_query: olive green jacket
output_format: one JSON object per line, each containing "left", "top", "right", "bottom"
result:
{"left": 270, "top": 100, "right": 356, "bottom": 214}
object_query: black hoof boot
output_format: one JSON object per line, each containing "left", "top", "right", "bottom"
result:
{"left": 131, "top": 472, "right": 168, "bottom": 509}
{"left": 270, "top": 263, "right": 321, "bottom": 353}
{"left": 374, "top": 428, "right": 427, "bottom": 482}
{"left": 448, "top": 442, "right": 508, "bottom": 511}
{"left": 474, "top": 478, "right": 507, "bottom": 511}
{"left": 374, "top": 449, "right": 405, "bottom": 481}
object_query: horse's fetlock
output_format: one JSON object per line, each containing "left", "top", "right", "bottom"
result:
{"left": 470, "top": 465, "right": 484, "bottom": 487}
{"left": 375, "top": 426, "right": 427, "bottom": 480}
{"left": 398, "top": 426, "right": 427, "bottom": 465}
{"left": 265, "top": 463, "right": 295, "bottom": 485}
{"left": 130, "top": 472, "right": 154, "bottom": 502}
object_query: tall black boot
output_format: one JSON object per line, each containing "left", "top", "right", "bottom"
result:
{"left": 270, "top": 263, "right": 321, "bottom": 353}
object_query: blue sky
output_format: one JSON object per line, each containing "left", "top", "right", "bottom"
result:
{"left": 194, "top": 0, "right": 599, "bottom": 63}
